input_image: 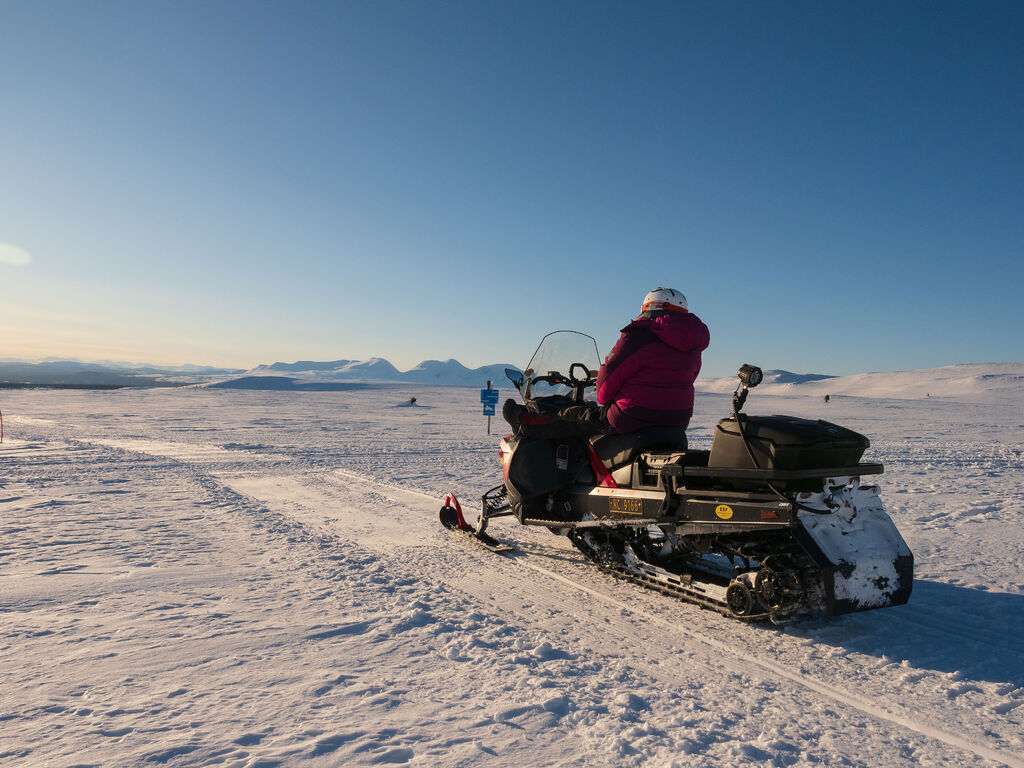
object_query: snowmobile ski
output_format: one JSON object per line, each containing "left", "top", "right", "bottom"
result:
{"left": 439, "top": 494, "right": 515, "bottom": 555}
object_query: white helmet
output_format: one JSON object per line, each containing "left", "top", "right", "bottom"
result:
{"left": 641, "top": 287, "right": 688, "bottom": 314}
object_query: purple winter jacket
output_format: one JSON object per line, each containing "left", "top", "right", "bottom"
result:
{"left": 596, "top": 312, "right": 710, "bottom": 433}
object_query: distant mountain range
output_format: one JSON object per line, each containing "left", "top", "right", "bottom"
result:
{"left": 2, "top": 357, "right": 1021, "bottom": 403}
{"left": 0, "top": 359, "right": 243, "bottom": 388}
{"left": 0, "top": 357, "right": 517, "bottom": 389}
{"left": 193, "top": 360, "right": 1024, "bottom": 403}
{"left": 243, "top": 358, "right": 518, "bottom": 388}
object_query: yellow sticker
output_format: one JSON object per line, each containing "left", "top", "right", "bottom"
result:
{"left": 715, "top": 504, "right": 734, "bottom": 520}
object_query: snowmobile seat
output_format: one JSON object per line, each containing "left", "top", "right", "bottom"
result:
{"left": 590, "top": 426, "right": 688, "bottom": 469}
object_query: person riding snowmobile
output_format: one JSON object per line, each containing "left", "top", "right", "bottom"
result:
{"left": 595, "top": 287, "right": 710, "bottom": 433}
{"left": 505, "top": 287, "right": 709, "bottom": 435}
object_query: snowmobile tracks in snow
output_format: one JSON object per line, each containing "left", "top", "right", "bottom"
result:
{"left": 442, "top": 525, "right": 515, "bottom": 555}
{"left": 514, "top": 556, "right": 1024, "bottom": 768}
{"left": 462, "top": 524, "right": 791, "bottom": 621}
{"left": 66, "top": 441, "right": 1024, "bottom": 768}
{"left": 339, "top": 473, "right": 1024, "bottom": 768}
{"left": 449, "top": 526, "right": 743, "bottom": 618}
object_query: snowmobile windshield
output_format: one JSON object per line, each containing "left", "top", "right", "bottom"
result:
{"left": 523, "top": 331, "right": 601, "bottom": 399}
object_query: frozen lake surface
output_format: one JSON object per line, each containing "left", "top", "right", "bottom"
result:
{"left": 1, "top": 385, "right": 1022, "bottom": 767}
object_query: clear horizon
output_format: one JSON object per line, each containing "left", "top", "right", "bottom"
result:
{"left": 2, "top": 1, "right": 1022, "bottom": 378}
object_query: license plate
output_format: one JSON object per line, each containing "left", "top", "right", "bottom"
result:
{"left": 608, "top": 496, "right": 643, "bottom": 514}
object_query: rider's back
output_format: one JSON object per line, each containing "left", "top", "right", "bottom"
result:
{"left": 597, "top": 308, "right": 709, "bottom": 434}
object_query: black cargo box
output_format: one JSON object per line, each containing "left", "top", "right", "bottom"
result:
{"left": 708, "top": 415, "right": 869, "bottom": 471}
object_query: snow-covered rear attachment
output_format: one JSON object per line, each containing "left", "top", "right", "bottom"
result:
{"left": 792, "top": 476, "right": 913, "bottom": 616}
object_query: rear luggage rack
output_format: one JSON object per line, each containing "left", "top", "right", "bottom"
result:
{"left": 672, "top": 462, "right": 883, "bottom": 481}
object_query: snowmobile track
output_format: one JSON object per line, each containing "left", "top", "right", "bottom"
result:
{"left": 566, "top": 530, "right": 773, "bottom": 621}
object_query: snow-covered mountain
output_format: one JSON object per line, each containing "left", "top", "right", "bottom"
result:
{"left": 0, "top": 359, "right": 245, "bottom": 388}
{"left": 4, "top": 355, "right": 1021, "bottom": 401}
{"left": 693, "top": 369, "right": 837, "bottom": 393}
{"left": 0, "top": 358, "right": 243, "bottom": 375}
{"left": 697, "top": 362, "right": 1024, "bottom": 403}
{"left": 230, "top": 359, "right": 1023, "bottom": 401}
{"left": 240, "top": 357, "right": 519, "bottom": 388}
{"left": 257, "top": 359, "right": 356, "bottom": 373}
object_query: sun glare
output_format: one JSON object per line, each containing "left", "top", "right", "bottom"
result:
{"left": 0, "top": 243, "right": 33, "bottom": 266}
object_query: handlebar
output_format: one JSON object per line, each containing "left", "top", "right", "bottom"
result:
{"left": 568, "top": 362, "right": 596, "bottom": 386}
{"left": 524, "top": 362, "right": 598, "bottom": 404}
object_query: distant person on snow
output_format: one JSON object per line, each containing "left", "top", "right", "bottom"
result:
{"left": 593, "top": 287, "right": 710, "bottom": 434}
{"left": 506, "top": 287, "right": 709, "bottom": 435}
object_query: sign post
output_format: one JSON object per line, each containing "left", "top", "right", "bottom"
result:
{"left": 480, "top": 381, "right": 499, "bottom": 435}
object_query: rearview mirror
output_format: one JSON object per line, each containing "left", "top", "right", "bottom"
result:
{"left": 505, "top": 367, "right": 524, "bottom": 390}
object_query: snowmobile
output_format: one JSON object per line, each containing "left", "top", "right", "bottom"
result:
{"left": 441, "top": 331, "right": 913, "bottom": 622}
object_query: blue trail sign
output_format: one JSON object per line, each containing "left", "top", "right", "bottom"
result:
{"left": 481, "top": 383, "right": 500, "bottom": 431}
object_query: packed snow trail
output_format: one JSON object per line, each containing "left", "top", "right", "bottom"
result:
{"left": 75, "top": 439, "right": 1024, "bottom": 766}
{"left": 1, "top": 386, "right": 1022, "bottom": 767}
{"left": 284, "top": 467, "right": 1024, "bottom": 768}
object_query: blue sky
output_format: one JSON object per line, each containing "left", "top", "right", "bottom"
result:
{"left": 1, "top": 0, "right": 1021, "bottom": 377}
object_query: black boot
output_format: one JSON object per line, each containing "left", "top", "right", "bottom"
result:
{"left": 502, "top": 398, "right": 523, "bottom": 430}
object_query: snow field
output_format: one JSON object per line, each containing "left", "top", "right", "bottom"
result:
{"left": 0, "top": 385, "right": 1022, "bottom": 767}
